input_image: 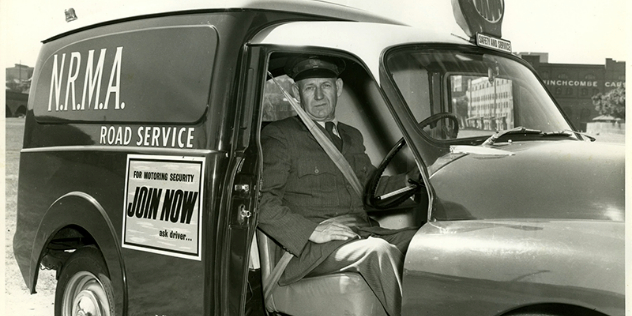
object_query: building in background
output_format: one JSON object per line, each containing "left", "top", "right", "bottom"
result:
{"left": 517, "top": 53, "right": 625, "bottom": 131}
{"left": 6, "top": 63, "right": 33, "bottom": 92}
{"left": 5, "top": 63, "right": 34, "bottom": 117}
{"left": 466, "top": 77, "right": 514, "bottom": 131}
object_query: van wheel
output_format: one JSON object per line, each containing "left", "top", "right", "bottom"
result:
{"left": 55, "top": 246, "right": 115, "bottom": 316}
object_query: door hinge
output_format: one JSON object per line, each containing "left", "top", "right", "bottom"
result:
{"left": 234, "top": 184, "right": 250, "bottom": 194}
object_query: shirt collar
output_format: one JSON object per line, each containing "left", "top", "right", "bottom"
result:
{"left": 315, "top": 118, "right": 338, "bottom": 128}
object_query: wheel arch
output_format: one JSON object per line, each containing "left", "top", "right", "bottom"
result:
{"left": 29, "top": 191, "right": 127, "bottom": 314}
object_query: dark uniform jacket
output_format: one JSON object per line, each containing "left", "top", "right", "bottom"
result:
{"left": 258, "top": 116, "right": 408, "bottom": 285}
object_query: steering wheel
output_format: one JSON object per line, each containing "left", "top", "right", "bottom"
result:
{"left": 365, "top": 114, "right": 457, "bottom": 209}
{"left": 364, "top": 138, "right": 422, "bottom": 209}
{"left": 418, "top": 112, "right": 459, "bottom": 139}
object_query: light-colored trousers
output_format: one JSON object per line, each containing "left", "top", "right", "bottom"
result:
{"left": 306, "top": 230, "right": 417, "bottom": 316}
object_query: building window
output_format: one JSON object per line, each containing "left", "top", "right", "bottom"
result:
{"left": 557, "top": 73, "right": 569, "bottom": 80}
{"left": 581, "top": 88, "right": 588, "bottom": 96}
{"left": 584, "top": 74, "right": 596, "bottom": 80}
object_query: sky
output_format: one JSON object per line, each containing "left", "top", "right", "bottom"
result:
{"left": 0, "top": 0, "right": 629, "bottom": 69}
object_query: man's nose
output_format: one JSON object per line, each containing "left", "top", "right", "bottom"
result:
{"left": 314, "top": 87, "right": 324, "bottom": 100}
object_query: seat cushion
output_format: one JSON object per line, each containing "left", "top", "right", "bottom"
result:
{"left": 268, "top": 272, "right": 387, "bottom": 316}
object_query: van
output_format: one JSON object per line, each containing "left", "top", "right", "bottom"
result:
{"left": 14, "top": 0, "right": 624, "bottom": 315}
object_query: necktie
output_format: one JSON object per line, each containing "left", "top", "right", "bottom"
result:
{"left": 325, "top": 121, "right": 343, "bottom": 151}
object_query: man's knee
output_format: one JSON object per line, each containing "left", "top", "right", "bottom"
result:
{"left": 363, "top": 237, "right": 400, "bottom": 257}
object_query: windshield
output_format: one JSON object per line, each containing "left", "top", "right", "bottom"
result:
{"left": 384, "top": 47, "right": 573, "bottom": 141}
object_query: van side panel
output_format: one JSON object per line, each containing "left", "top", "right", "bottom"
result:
{"left": 16, "top": 13, "right": 227, "bottom": 316}
{"left": 15, "top": 10, "right": 327, "bottom": 316}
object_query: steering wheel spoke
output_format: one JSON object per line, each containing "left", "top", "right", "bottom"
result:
{"left": 418, "top": 112, "right": 459, "bottom": 139}
{"left": 364, "top": 138, "right": 423, "bottom": 209}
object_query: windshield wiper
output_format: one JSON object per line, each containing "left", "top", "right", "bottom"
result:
{"left": 483, "top": 127, "right": 596, "bottom": 146}
{"left": 482, "top": 126, "right": 543, "bottom": 146}
{"left": 543, "top": 130, "right": 596, "bottom": 142}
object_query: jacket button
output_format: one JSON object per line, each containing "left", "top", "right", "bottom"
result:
{"left": 314, "top": 168, "right": 319, "bottom": 174}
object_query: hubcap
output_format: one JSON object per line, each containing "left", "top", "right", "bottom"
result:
{"left": 62, "top": 271, "right": 111, "bottom": 316}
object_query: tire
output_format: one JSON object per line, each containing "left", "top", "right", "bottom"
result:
{"left": 55, "top": 246, "right": 116, "bottom": 316}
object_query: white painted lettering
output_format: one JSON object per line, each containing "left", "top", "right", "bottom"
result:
{"left": 162, "top": 127, "right": 172, "bottom": 147}
{"left": 187, "top": 128, "right": 194, "bottom": 148}
{"left": 48, "top": 54, "right": 66, "bottom": 111}
{"left": 100, "top": 126, "right": 108, "bottom": 144}
{"left": 98, "top": 126, "right": 133, "bottom": 145}
{"left": 172, "top": 127, "right": 177, "bottom": 147}
{"left": 178, "top": 128, "right": 186, "bottom": 148}
{"left": 115, "top": 126, "right": 124, "bottom": 144}
{"left": 152, "top": 127, "right": 160, "bottom": 147}
{"left": 124, "top": 127, "right": 132, "bottom": 145}
{"left": 107, "top": 126, "right": 116, "bottom": 144}
{"left": 64, "top": 52, "right": 82, "bottom": 110}
{"left": 136, "top": 127, "right": 144, "bottom": 146}
{"left": 132, "top": 126, "right": 196, "bottom": 148}
{"left": 143, "top": 127, "right": 151, "bottom": 146}
{"left": 103, "top": 47, "right": 123, "bottom": 110}
{"left": 82, "top": 49, "right": 106, "bottom": 110}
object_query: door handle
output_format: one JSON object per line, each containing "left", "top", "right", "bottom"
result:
{"left": 238, "top": 204, "right": 251, "bottom": 224}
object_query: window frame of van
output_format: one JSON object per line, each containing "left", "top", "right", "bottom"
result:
{"left": 251, "top": 44, "right": 432, "bottom": 219}
{"left": 380, "top": 44, "right": 577, "bottom": 146}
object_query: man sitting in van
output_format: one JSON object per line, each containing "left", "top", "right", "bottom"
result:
{"left": 258, "top": 55, "right": 418, "bottom": 316}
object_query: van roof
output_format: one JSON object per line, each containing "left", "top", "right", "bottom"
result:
{"left": 251, "top": 21, "right": 473, "bottom": 82}
{"left": 47, "top": 0, "right": 404, "bottom": 41}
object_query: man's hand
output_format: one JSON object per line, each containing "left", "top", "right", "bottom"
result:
{"left": 406, "top": 167, "right": 422, "bottom": 186}
{"left": 309, "top": 216, "right": 360, "bottom": 244}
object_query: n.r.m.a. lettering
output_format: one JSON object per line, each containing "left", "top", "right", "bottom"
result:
{"left": 48, "top": 47, "right": 125, "bottom": 112}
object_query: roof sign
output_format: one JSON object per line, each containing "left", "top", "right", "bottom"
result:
{"left": 452, "top": 0, "right": 511, "bottom": 52}
{"left": 452, "top": 0, "right": 505, "bottom": 38}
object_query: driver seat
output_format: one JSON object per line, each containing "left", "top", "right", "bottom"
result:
{"left": 257, "top": 229, "right": 387, "bottom": 316}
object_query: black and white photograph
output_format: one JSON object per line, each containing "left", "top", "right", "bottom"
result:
{"left": 2, "top": 1, "right": 628, "bottom": 315}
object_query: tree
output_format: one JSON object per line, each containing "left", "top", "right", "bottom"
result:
{"left": 592, "top": 86, "right": 626, "bottom": 120}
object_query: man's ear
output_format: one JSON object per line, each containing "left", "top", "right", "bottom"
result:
{"left": 336, "top": 78, "right": 343, "bottom": 97}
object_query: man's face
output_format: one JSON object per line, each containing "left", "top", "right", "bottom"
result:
{"left": 293, "top": 77, "right": 343, "bottom": 121}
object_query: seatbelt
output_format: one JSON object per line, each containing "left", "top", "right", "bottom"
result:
{"left": 262, "top": 72, "right": 364, "bottom": 304}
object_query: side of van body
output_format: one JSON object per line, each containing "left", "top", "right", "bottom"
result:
{"left": 14, "top": 1, "right": 624, "bottom": 316}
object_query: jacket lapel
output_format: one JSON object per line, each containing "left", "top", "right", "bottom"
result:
{"left": 337, "top": 123, "right": 352, "bottom": 154}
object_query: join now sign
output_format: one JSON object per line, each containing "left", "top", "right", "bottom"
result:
{"left": 122, "top": 154, "right": 206, "bottom": 260}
